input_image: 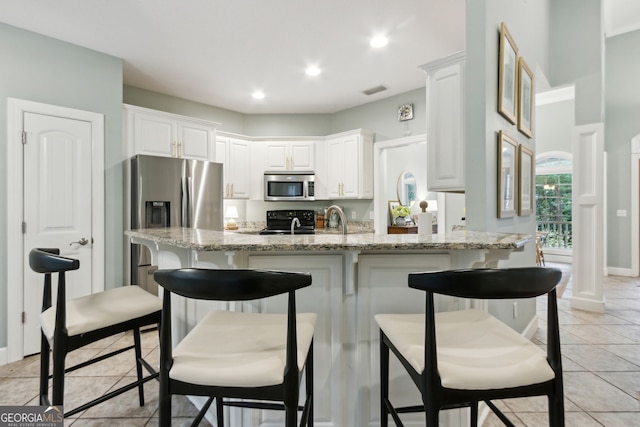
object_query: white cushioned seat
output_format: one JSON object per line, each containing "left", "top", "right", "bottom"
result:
{"left": 40, "top": 285, "right": 162, "bottom": 342}
{"left": 171, "top": 310, "right": 317, "bottom": 387}
{"left": 375, "top": 309, "right": 555, "bottom": 390}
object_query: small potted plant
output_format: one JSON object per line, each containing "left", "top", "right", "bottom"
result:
{"left": 392, "top": 205, "right": 411, "bottom": 226}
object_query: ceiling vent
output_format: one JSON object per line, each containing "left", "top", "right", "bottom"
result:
{"left": 362, "top": 85, "right": 387, "bottom": 96}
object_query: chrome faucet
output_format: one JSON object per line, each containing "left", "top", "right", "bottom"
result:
{"left": 326, "top": 205, "right": 347, "bottom": 235}
{"left": 290, "top": 217, "right": 301, "bottom": 235}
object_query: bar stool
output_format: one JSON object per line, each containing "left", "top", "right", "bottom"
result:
{"left": 154, "top": 268, "right": 316, "bottom": 427}
{"left": 29, "top": 248, "right": 162, "bottom": 417}
{"left": 376, "top": 267, "right": 564, "bottom": 426}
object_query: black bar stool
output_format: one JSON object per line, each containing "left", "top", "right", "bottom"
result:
{"left": 376, "top": 267, "right": 564, "bottom": 426}
{"left": 154, "top": 268, "right": 316, "bottom": 427}
{"left": 29, "top": 248, "right": 162, "bottom": 417}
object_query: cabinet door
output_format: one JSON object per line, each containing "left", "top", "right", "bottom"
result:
{"left": 427, "top": 61, "right": 464, "bottom": 191}
{"left": 264, "top": 142, "right": 288, "bottom": 171}
{"left": 179, "top": 121, "right": 213, "bottom": 161}
{"left": 247, "top": 255, "right": 345, "bottom": 427}
{"left": 290, "top": 141, "right": 315, "bottom": 170}
{"left": 356, "top": 254, "right": 452, "bottom": 427}
{"left": 227, "top": 138, "right": 251, "bottom": 199}
{"left": 340, "top": 135, "right": 360, "bottom": 198}
{"left": 326, "top": 139, "right": 345, "bottom": 198}
{"left": 133, "top": 112, "right": 176, "bottom": 157}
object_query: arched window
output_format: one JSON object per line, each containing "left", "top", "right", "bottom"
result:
{"left": 536, "top": 152, "right": 572, "bottom": 249}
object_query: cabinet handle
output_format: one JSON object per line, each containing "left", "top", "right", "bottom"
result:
{"left": 291, "top": 157, "right": 294, "bottom": 169}
{"left": 231, "top": 183, "right": 234, "bottom": 197}
{"left": 179, "top": 142, "right": 184, "bottom": 158}
{"left": 286, "top": 157, "right": 290, "bottom": 170}
{"left": 172, "top": 141, "right": 177, "bottom": 157}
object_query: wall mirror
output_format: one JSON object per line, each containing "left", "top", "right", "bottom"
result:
{"left": 397, "top": 171, "right": 417, "bottom": 207}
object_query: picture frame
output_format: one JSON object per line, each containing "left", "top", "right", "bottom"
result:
{"left": 498, "top": 22, "right": 519, "bottom": 124}
{"left": 518, "top": 144, "right": 534, "bottom": 216}
{"left": 398, "top": 103, "right": 413, "bottom": 121}
{"left": 388, "top": 200, "right": 400, "bottom": 224}
{"left": 497, "top": 130, "right": 518, "bottom": 218}
{"left": 517, "top": 57, "right": 534, "bottom": 138}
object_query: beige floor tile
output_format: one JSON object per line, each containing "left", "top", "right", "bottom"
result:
{"left": 594, "top": 371, "right": 640, "bottom": 398}
{"left": 564, "top": 371, "right": 639, "bottom": 412}
{"left": 561, "top": 344, "right": 640, "bottom": 371}
{"left": 589, "top": 412, "right": 640, "bottom": 426}
{"left": 0, "top": 376, "right": 40, "bottom": 405}
{"left": 599, "top": 344, "right": 640, "bottom": 365}
{"left": 560, "top": 324, "right": 636, "bottom": 344}
{"left": 601, "top": 323, "right": 640, "bottom": 342}
{"left": 80, "top": 377, "right": 159, "bottom": 419}
{"left": 563, "top": 411, "right": 606, "bottom": 427}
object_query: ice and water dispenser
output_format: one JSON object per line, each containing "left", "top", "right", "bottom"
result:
{"left": 145, "top": 201, "right": 170, "bottom": 228}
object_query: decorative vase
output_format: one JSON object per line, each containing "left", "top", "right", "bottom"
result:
{"left": 394, "top": 216, "right": 406, "bottom": 226}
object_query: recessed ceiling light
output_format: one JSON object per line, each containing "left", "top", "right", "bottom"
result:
{"left": 305, "top": 66, "right": 321, "bottom": 76}
{"left": 370, "top": 35, "right": 389, "bottom": 48}
{"left": 252, "top": 91, "right": 265, "bottom": 100}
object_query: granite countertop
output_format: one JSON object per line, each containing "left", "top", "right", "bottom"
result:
{"left": 126, "top": 227, "right": 532, "bottom": 252}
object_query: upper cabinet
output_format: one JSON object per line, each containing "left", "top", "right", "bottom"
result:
{"left": 264, "top": 140, "right": 316, "bottom": 171}
{"left": 124, "top": 105, "right": 219, "bottom": 161}
{"left": 215, "top": 134, "right": 251, "bottom": 199}
{"left": 323, "top": 129, "right": 374, "bottom": 199}
{"left": 420, "top": 51, "right": 465, "bottom": 192}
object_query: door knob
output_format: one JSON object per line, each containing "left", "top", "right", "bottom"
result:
{"left": 69, "top": 238, "right": 89, "bottom": 246}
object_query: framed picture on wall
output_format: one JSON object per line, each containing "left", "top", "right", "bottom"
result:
{"left": 518, "top": 144, "right": 534, "bottom": 216}
{"left": 498, "top": 22, "right": 519, "bottom": 124}
{"left": 517, "top": 57, "right": 535, "bottom": 138}
{"left": 497, "top": 130, "right": 518, "bottom": 218}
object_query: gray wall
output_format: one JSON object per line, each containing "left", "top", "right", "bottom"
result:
{"left": 549, "top": 0, "right": 604, "bottom": 125}
{"left": 0, "top": 22, "right": 123, "bottom": 347}
{"left": 123, "top": 85, "right": 427, "bottom": 141}
{"left": 464, "top": 0, "right": 551, "bottom": 331}
{"left": 605, "top": 29, "right": 640, "bottom": 270}
{"left": 536, "top": 99, "right": 575, "bottom": 155}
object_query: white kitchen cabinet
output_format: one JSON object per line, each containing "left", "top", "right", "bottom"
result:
{"left": 323, "top": 129, "right": 374, "bottom": 199}
{"left": 124, "top": 104, "right": 218, "bottom": 161}
{"left": 247, "top": 254, "right": 345, "bottom": 427}
{"left": 215, "top": 135, "right": 251, "bottom": 199}
{"left": 264, "top": 140, "right": 315, "bottom": 171}
{"left": 420, "top": 51, "right": 465, "bottom": 192}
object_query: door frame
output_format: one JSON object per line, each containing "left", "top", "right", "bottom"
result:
{"left": 6, "top": 98, "right": 105, "bottom": 363}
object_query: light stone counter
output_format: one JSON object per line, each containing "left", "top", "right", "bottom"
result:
{"left": 126, "top": 226, "right": 531, "bottom": 252}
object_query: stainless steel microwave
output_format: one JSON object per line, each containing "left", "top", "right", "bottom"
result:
{"left": 264, "top": 171, "right": 315, "bottom": 201}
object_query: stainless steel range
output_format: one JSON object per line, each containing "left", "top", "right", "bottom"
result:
{"left": 259, "top": 209, "right": 315, "bottom": 235}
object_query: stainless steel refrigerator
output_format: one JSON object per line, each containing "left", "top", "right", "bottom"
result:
{"left": 130, "top": 155, "right": 224, "bottom": 294}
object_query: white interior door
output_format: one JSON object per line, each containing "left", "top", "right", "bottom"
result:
{"left": 22, "top": 112, "right": 94, "bottom": 355}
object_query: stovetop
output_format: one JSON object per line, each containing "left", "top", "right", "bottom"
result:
{"left": 259, "top": 209, "right": 315, "bottom": 235}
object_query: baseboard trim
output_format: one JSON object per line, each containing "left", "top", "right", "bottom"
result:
{"left": 607, "top": 266, "right": 634, "bottom": 277}
{"left": 522, "top": 315, "right": 538, "bottom": 340}
{"left": 571, "top": 296, "right": 605, "bottom": 313}
{"left": 0, "top": 347, "right": 7, "bottom": 366}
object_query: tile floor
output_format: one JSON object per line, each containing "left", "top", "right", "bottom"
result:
{"left": 0, "top": 262, "right": 639, "bottom": 426}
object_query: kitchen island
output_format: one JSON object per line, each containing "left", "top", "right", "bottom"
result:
{"left": 127, "top": 227, "right": 532, "bottom": 427}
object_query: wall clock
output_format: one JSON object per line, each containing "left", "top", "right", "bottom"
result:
{"left": 398, "top": 103, "right": 413, "bottom": 121}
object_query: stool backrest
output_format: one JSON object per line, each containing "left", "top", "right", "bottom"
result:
{"left": 154, "top": 268, "right": 312, "bottom": 301}
{"left": 29, "top": 248, "right": 79, "bottom": 274}
{"left": 409, "top": 267, "right": 562, "bottom": 299}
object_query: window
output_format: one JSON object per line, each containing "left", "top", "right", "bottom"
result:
{"left": 535, "top": 152, "right": 572, "bottom": 249}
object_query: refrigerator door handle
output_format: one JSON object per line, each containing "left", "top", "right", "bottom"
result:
{"left": 181, "top": 175, "right": 189, "bottom": 227}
